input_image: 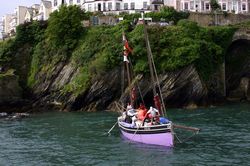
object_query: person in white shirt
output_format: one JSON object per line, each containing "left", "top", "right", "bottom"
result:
{"left": 126, "top": 104, "right": 137, "bottom": 116}
{"left": 124, "top": 104, "right": 137, "bottom": 123}
{"left": 146, "top": 106, "right": 159, "bottom": 125}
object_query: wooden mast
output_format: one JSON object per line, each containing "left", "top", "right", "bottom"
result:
{"left": 142, "top": 17, "right": 157, "bottom": 97}
{"left": 141, "top": 12, "right": 166, "bottom": 116}
{"left": 122, "top": 32, "right": 133, "bottom": 106}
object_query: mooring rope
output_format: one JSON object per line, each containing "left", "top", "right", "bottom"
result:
{"left": 174, "top": 131, "right": 199, "bottom": 144}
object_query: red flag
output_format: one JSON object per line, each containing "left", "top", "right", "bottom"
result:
{"left": 125, "top": 40, "right": 133, "bottom": 54}
{"left": 122, "top": 33, "right": 133, "bottom": 63}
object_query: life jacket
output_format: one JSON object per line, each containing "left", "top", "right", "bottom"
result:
{"left": 137, "top": 109, "right": 147, "bottom": 121}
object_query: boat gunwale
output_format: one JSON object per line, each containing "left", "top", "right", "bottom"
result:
{"left": 118, "top": 118, "right": 172, "bottom": 133}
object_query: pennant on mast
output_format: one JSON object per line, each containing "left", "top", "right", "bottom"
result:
{"left": 122, "top": 32, "right": 133, "bottom": 63}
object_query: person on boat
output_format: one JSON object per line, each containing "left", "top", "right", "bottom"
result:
{"left": 126, "top": 104, "right": 137, "bottom": 116}
{"left": 145, "top": 106, "right": 160, "bottom": 125}
{"left": 131, "top": 116, "right": 138, "bottom": 128}
{"left": 125, "top": 104, "right": 137, "bottom": 123}
{"left": 137, "top": 103, "right": 147, "bottom": 121}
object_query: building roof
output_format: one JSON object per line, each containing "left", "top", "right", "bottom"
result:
{"left": 42, "top": 0, "right": 52, "bottom": 8}
{"left": 32, "top": 4, "right": 40, "bottom": 10}
{"left": 26, "top": 8, "right": 33, "bottom": 15}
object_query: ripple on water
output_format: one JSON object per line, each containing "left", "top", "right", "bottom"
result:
{"left": 0, "top": 104, "right": 250, "bottom": 165}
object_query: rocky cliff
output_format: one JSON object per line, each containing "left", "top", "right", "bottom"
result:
{"left": 0, "top": 17, "right": 238, "bottom": 112}
{"left": 29, "top": 61, "right": 210, "bottom": 111}
{"left": 0, "top": 71, "right": 24, "bottom": 111}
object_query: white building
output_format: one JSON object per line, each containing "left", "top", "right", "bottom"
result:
{"left": 34, "top": 0, "right": 52, "bottom": 21}
{"left": 217, "top": 0, "right": 249, "bottom": 13}
{"left": 2, "top": 14, "right": 17, "bottom": 35}
{"left": 166, "top": 0, "right": 249, "bottom": 14}
{"left": 24, "top": 8, "right": 37, "bottom": 22}
{"left": 15, "top": 6, "right": 29, "bottom": 25}
{"left": 82, "top": 0, "right": 162, "bottom": 14}
{"left": 50, "top": 0, "right": 82, "bottom": 11}
{"left": 50, "top": 0, "right": 250, "bottom": 14}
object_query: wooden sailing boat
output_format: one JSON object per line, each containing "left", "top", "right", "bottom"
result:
{"left": 117, "top": 13, "right": 200, "bottom": 147}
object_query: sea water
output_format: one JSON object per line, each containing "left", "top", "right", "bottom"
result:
{"left": 0, "top": 102, "right": 250, "bottom": 165}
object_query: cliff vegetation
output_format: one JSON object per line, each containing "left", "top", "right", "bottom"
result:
{"left": 0, "top": 5, "right": 238, "bottom": 111}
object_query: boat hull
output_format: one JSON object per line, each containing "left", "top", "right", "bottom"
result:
{"left": 118, "top": 121, "right": 174, "bottom": 147}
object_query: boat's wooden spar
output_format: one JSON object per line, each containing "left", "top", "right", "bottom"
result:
{"left": 173, "top": 124, "right": 201, "bottom": 132}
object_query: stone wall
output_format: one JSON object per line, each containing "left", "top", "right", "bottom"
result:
{"left": 189, "top": 12, "right": 250, "bottom": 26}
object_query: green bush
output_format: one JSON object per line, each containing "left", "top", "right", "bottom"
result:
{"left": 15, "top": 21, "right": 47, "bottom": 46}
{"left": 145, "top": 7, "right": 189, "bottom": 23}
{"left": 62, "top": 66, "right": 90, "bottom": 95}
{"left": 28, "top": 42, "right": 45, "bottom": 87}
{"left": 119, "top": 13, "right": 141, "bottom": 22}
{"left": 0, "top": 39, "right": 15, "bottom": 65}
{"left": 72, "top": 21, "right": 130, "bottom": 70}
{"left": 210, "top": 0, "right": 221, "bottom": 11}
{"left": 45, "top": 5, "right": 86, "bottom": 51}
{"left": 126, "top": 21, "right": 235, "bottom": 82}
{"left": 195, "top": 26, "right": 236, "bottom": 80}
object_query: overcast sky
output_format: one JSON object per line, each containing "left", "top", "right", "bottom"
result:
{"left": 0, "top": 0, "right": 40, "bottom": 19}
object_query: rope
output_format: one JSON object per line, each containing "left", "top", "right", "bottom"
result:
{"left": 151, "top": 54, "right": 167, "bottom": 117}
{"left": 174, "top": 130, "right": 200, "bottom": 144}
{"left": 137, "top": 85, "right": 145, "bottom": 105}
{"left": 174, "top": 132, "right": 183, "bottom": 143}
{"left": 115, "top": 101, "right": 126, "bottom": 112}
{"left": 107, "top": 121, "right": 118, "bottom": 136}
{"left": 128, "top": 56, "right": 145, "bottom": 105}
{"left": 121, "top": 62, "right": 125, "bottom": 97}
{"left": 128, "top": 125, "right": 140, "bottom": 145}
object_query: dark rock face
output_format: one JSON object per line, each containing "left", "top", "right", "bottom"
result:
{"left": 227, "top": 77, "right": 249, "bottom": 100}
{"left": 0, "top": 75, "right": 23, "bottom": 110}
{"left": 31, "top": 61, "right": 209, "bottom": 111}
{"left": 127, "top": 65, "right": 208, "bottom": 108}
{"left": 226, "top": 39, "right": 250, "bottom": 101}
{"left": 161, "top": 65, "right": 208, "bottom": 107}
{"left": 71, "top": 67, "right": 122, "bottom": 112}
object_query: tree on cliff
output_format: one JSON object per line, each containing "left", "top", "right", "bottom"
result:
{"left": 145, "top": 6, "right": 189, "bottom": 24}
{"left": 210, "top": 0, "right": 221, "bottom": 11}
{"left": 45, "top": 5, "right": 88, "bottom": 51}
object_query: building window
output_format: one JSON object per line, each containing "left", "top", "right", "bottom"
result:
{"left": 190, "top": 1, "right": 194, "bottom": 10}
{"left": 131, "top": 2, "right": 135, "bottom": 10}
{"left": 54, "top": 0, "right": 57, "bottom": 6}
{"left": 143, "top": 2, "right": 147, "bottom": 9}
{"left": 222, "top": 3, "right": 226, "bottom": 10}
{"left": 205, "top": 3, "right": 210, "bottom": 10}
{"left": 88, "top": 4, "right": 92, "bottom": 11}
{"left": 184, "top": 2, "right": 189, "bottom": 10}
{"left": 77, "top": 0, "right": 80, "bottom": 3}
{"left": 108, "top": 2, "right": 112, "bottom": 10}
{"left": 242, "top": 3, "right": 246, "bottom": 10}
{"left": 98, "top": 3, "right": 101, "bottom": 11}
{"left": 124, "top": 3, "right": 128, "bottom": 10}
{"left": 69, "top": 0, "right": 73, "bottom": 5}
{"left": 103, "top": 3, "right": 106, "bottom": 11}
{"left": 116, "top": 3, "right": 120, "bottom": 10}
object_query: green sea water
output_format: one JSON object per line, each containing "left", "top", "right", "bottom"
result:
{"left": 0, "top": 103, "right": 250, "bottom": 166}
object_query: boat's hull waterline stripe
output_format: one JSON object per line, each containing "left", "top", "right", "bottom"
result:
{"left": 118, "top": 121, "right": 174, "bottom": 147}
